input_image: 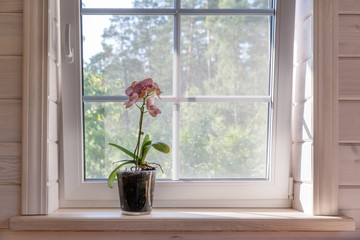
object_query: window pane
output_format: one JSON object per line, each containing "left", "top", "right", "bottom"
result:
{"left": 179, "top": 102, "right": 269, "bottom": 179}
{"left": 180, "top": 15, "right": 271, "bottom": 96}
{"left": 82, "top": 0, "right": 174, "bottom": 8}
{"left": 84, "top": 102, "right": 172, "bottom": 180}
{"left": 82, "top": 15, "right": 173, "bottom": 96}
{"left": 181, "top": 0, "right": 271, "bottom": 9}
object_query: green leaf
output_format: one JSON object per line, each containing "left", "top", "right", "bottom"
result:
{"left": 108, "top": 143, "right": 135, "bottom": 159}
{"left": 151, "top": 142, "right": 170, "bottom": 154}
{"left": 140, "top": 144, "right": 152, "bottom": 164}
{"left": 107, "top": 160, "right": 135, "bottom": 189}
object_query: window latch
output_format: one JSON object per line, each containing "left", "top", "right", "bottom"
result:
{"left": 65, "top": 23, "right": 74, "bottom": 63}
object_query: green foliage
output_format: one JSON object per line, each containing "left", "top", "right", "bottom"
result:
{"left": 83, "top": 0, "right": 272, "bottom": 180}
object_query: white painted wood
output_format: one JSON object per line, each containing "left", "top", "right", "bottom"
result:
{"left": 339, "top": 0, "right": 360, "bottom": 13}
{"left": 339, "top": 102, "right": 360, "bottom": 142}
{"left": 293, "top": 58, "right": 313, "bottom": 104}
{"left": 294, "top": 0, "right": 313, "bottom": 26}
{"left": 292, "top": 100, "right": 313, "bottom": 142}
{"left": 339, "top": 188, "right": 360, "bottom": 210}
{"left": 0, "top": 158, "right": 20, "bottom": 184}
{"left": 0, "top": 143, "right": 21, "bottom": 157}
{"left": 313, "top": 0, "right": 339, "bottom": 216}
{"left": 0, "top": 185, "right": 20, "bottom": 229}
{"left": 48, "top": 100, "right": 58, "bottom": 142}
{"left": 294, "top": 15, "right": 312, "bottom": 65}
{"left": 22, "top": 0, "right": 61, "bottom": 215}
{"left": 339, "top": 58, "right": 360, "bottom": 97}
{"left": 9, "top": 208, "right": 355, "bottom": 232}
{"left": 339, "top": 144, "right": 360, "bottom": 185}
{"left": 340, "top": 209, "right": 360, "bottom": 229}
{"left": 1, "top": 230, "right": 360, "bottom": 240}
{"left": 0, "top": 57, "right": 22, "bottom": 99}
{"left": 0, "top": 14, "right": 22, "bottom": 55}
{"left": 0, "top": 0, "right": 23, "bottom": 13}
{"left": 292, "top": 182, "right": 313, "bottom": 213}
{"left": 339, "top": 15, "right": 360, "bottom": 55}
{"left": 0, "top": 99, "right": 21, "bottom": 143}
{"left": 48, "top": 60, "right": 58, "bottom": 101}
{"left": 292, "top": 142, "right": 313, "bottom": 183}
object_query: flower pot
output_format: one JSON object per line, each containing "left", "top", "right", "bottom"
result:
{"left": 116, "top": 169, "right": 156, "bottom": 215}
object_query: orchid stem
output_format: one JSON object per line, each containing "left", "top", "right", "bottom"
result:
{"left": 135, "top": 99, "right": 146, "bottom": 170}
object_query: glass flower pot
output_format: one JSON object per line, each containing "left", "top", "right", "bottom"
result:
{"left": 116, "top": 169, "right": 156, "bottom": 215}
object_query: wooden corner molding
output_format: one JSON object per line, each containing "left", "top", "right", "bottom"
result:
{"left": 313, "top": 0, "right": 339, "bottom": 216}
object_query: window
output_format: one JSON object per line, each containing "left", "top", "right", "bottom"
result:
{"left": 60, "top": 0, "right": 294, "bottom": 208}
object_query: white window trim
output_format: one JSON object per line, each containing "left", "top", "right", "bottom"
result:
{"left": 58, "top": 0, "right": 294, "bottom": 208}
{"left": 21, "top": 0, "right": 339, "bottom": 215}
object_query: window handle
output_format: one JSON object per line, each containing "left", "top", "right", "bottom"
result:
{"left": 65, "top": 23, "right": 74, "bottom": 63}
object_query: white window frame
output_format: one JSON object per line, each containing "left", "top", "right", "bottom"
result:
{"left": 59, "top": 0, "right": 295, "bottom": 208}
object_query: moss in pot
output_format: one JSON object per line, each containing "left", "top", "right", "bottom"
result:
{"left": 107, "top": 78, "right": 170, "bottom": 215}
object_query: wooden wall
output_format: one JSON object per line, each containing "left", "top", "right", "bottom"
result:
{"left": 0, "top": 0, "right": 359, "bottom": 238}
{"left": 338, "top": 0, "right": 360, "bottom": 230}
{"left": 0, "top": 0, "right": 22, "bottom": 229}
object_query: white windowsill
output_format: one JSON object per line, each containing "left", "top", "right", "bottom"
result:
{"left": 9, "top": 208, "right": 355, "bottom": 232}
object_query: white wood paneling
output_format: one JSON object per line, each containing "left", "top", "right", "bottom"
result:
{"left": 48, "top": 101, "right": 58, "bottom": 142}
{"left": 293, "top": 58, "right": 313, "bottom": 104}
{"left": 292, "top": 100, "right": 313, "bottom": 142}
{"left": 0, "top": 57, "right": 22, "bottom": 99}
{"left": 1, "top": 230, "right": 360, "bottom": 240}
{"left": 0, "top": 185, "right": 20, "bottom": 229}
{"left": 294, "top": 0, "right": 313, "bottom": 25}
{"left": 339, "top": 188, "right": 360, "bottom": 209}
{"left": 340, "top": 209, "right": 360, "bottom": 229}
{"left": 294, "top": 15, "right": 313, "bottom": 65}
{"left": 339, "top": 101, "right": 360, "bottom": 142}
{"left": 292, "top": 182, "right": 313, "bottom": 213}
{"left": 0, "top": 14, "right": 22, "bottom": 55}
{"left": 313, "top": 0, "right": 339, "bottom": 215}
{"left": 339, "top": 58, "right": 360, "bottom": 97}
{"left": 339, "top": 144, "right": 360, "bottom": 185}
{"left": 292, "top": 142, "right": 313, "bottom": 183}
{"left": 0, "top": 159, "right": 20, "bottom": 184}
{"left": 0, "top": 100, "right": 21, "bottom": 143}
{"left": 339, "top": 15, "right": 360, "bottom": 55}
{"left": 339, "top": 0, "right": 360, "bottom": 13}
{"left": 0, "top": 0, "right": 23, "bottom": 13}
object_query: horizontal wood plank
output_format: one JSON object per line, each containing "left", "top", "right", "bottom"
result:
{"left": 1, "top": 230, "right": 360, "bottom": 240}
{"left": 339, "top": 188, "right": 360, "bottom": 209}
{"left": 339, "top": 0, "right": 360, "bottom": 13}
{"left": 339, "top": 15, "right": 360, "bottom": 55}
{"left": 0, "top": 143, "right": 21, "bottom": 157}
{"left": 0, "top": 0, "right": 23, "bottom": 13}
{"left": 340, "top": 209, "right": 360, "bottom": 229}
{"left": 0, "top": 100, "right": 21, "bottom": 143}
{"left": 339, "top": 101, "right": 360, "bottom": 142}
{"left": 339, "top": 58, "right": 360, "bottom": 97}
{"left": 0, "top": 57, "right": 22, "bottom": 98}
{"left": 0, "top": 185, "right": 20, "bottom": 229}
{"left": 0, "top": 158, "right": 20, "bottom": 184}
{"left": 0, "top": 14, "right": 22, "bottom": 55}
{"left": 9, "top": 208, "right": 355, "bottom": 232}
{"left": 339, "top": 144, "right": 360, "bottom": 185}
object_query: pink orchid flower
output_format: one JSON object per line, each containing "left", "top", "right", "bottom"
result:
{"left": 123, "top": 78, "right": 163, "bottom": 116}
{"left": 148, "top": 105, "right": 161, "bottom": 117}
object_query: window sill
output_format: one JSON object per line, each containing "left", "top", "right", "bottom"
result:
{"left": 9, "top": 208, "right": 355, "bottom": 232}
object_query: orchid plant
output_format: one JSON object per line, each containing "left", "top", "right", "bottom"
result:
{"left": 107, "top": 78, "right": 170, "bottom": 188}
